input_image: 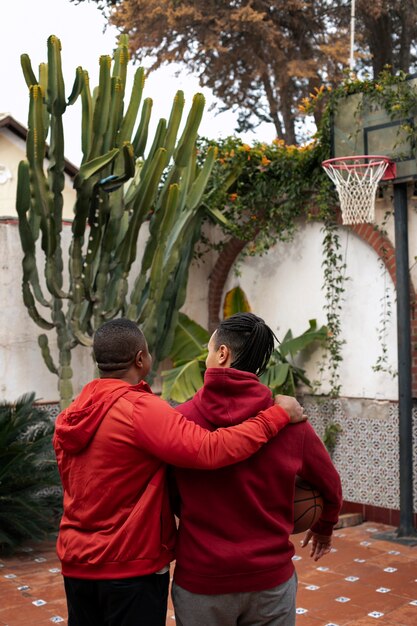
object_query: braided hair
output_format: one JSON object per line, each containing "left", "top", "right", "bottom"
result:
{"left": 93, "top": 318, "right": 146, "bottom": 372}
{"left": 213, "top": 312, "right": 276, "bottom": 376}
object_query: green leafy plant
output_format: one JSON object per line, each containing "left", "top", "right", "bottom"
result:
{"left": 260, "top": 320, "right": 328, "bottom": 396}
{"left": 323, "top": 421, "right": 343, "bottom": 459}
{"left": 161, "top": 313, "right": 210, "bottom": 403}
{"left": 319, "top": 219, "right": 347, "bottom": 398}
{"left": 0, "top": 394, "right": 62, "bottom": 555}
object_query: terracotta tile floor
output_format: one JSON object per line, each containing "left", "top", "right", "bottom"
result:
{"left": 0, "top": 522, "right": 416, "bottom": 625}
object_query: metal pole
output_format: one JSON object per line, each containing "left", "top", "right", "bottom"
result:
{"left": 349, "top": 0, "right": 356, "bottom": 71}
{"left": 393, "top": 182, "right": 416, "bottom": 537}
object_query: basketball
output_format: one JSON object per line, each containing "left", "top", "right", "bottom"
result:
{"left": 292, "top": 476, "right": 323, "bottom": 535}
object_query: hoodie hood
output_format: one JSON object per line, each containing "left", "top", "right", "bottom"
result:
{"left": 54, "top": 378, "right": 151, "bottom": 453}
{"left": 192, "top": 368, "right": 273, "bottom": 428}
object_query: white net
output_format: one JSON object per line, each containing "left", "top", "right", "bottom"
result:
{"left": 322, "top": 158, "right": 390, "bottom": 225}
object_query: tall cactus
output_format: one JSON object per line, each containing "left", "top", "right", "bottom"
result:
{"left": 17, "top": 35, "right": 217, "bottom": 408}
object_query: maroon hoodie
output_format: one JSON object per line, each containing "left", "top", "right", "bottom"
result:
{"left": 174, "top": 368, "right": 343, "bottom": 595}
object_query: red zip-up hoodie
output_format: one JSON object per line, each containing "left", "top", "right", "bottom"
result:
{"left": 53, "top": 378, "right": 290, "bottom": 580}
{"left": 174, "top": 368, "right": 343, "bottom": 594}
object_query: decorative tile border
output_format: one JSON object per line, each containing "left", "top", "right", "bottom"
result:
{"left": 304, "top": 396, "right": 417, "bottom": 511}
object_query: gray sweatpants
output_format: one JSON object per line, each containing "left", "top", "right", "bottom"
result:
{"left": 171, "top": 572, "right": 297, "bottom": 626}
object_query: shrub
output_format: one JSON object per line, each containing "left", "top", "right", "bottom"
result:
{"left": 0, "top": 393, "right": 62, "bottom": 554}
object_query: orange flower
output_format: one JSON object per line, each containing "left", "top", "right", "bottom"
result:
{"left": 229, "top": 193, "right": 238, "bottom": 201}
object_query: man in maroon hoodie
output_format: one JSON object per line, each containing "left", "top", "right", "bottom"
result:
{"left": 172, "top": 312, "right": 343, "bottom": 626}
{"left": 53, "top": 318, "right": 305, "bottom": 626}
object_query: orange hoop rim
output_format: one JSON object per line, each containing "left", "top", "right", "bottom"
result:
{"left": 322, "top": 155, "right": 396, "bottom": 180}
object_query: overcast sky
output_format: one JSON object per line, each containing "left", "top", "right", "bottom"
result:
{"left": 0, "top": 0, "right": 274, "bottom": 164}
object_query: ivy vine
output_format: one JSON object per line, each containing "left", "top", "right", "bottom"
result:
{"left": 200, "top": 69, "right": 417, "bottom": 400}
{"left": 372, "top": 210, "right": 397, "bottom": 377}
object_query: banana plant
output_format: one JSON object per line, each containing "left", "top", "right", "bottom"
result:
{"left": 259, "top": 319, "right": 328, "bottom": 396}
{"left": 161, "top": 313, "right": 210, "bottom": 403}
{"left": 17, "top": 35, "right": 217, "bottom": 407}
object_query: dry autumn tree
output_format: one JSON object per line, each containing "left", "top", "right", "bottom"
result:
{"left": 72, "top": 1, "right": 417, "bottom": 144}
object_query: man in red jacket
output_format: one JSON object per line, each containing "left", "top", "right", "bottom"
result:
{"left": 53, "top": 318, "right": 305, "bottom": 626}
{"left": 172, "top": 312, "right": 343, "bottom": 626}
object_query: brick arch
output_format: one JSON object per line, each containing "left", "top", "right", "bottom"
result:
{"left": 207, "top": 221, "right": 417, "bottom": 397}
{"left": 348, "top": 222, "right": 417, "bottom": 398}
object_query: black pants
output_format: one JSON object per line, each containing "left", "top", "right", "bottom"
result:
{"left": 64, "top": 572, "right": 169, "bottom": 626}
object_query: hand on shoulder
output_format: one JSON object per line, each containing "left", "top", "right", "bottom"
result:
{"left": 274, "top": 395, "right": 307, "bottom": 424}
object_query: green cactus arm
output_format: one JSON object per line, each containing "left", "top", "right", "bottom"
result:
{"left": 102, "top": 268, "right": 129, "bottom": 320}
{"left": 38, "top": 63, "right": 50, "bottom": 140}
{"left": 123, "top": 159, "right": 145, "bottom": 207}
{"left": 139, "top": 117, "right": 167, "bottom": 181}
{"left": 21, "top": 53, "right": 38, "bottom": 87}
{"left": 27, "top": 84, "right": 58, "bottom": 262}
{"left": 38, "top": 334, "right": 58, "bottom": 374}
{"left": 45, "top": 258, "right": 69, "bottom": 299}
{"left": 132, "top": 97, "right": 153, "bottom": 157}
{"left": 16, "top": 160, "right": 50, "bottom": 307}
{"left": 103, "top": 77, "right": 124, "bottom": 153}
{"left": 185, "top": 145, "right": 217, "bottom": 210}
{"left": 69, "top": 238, "right": 83, "bottom": 283}
{"left": 137, "top": 174, "right": 202, "bottom": 334}
{"left": 81, "top": 70, "right": 93, "bottom": 159}
{"left": 112, "top": 36, "right": 129, "bottom": 99}
{"left": 69, "top": 299, "right": 93, "bottom": 340}
{"left": 138, "top": 184, "right": 193, "bottom": 342}
{"left": 90, "top": 55, "right": 112, "bottom": 158}
{"left": 27, "top": 85, "right": 47, "bottom": 171}
{"left": 69, "top": 318, "right": 94, "bottom": 347}
{"left": 176, "top": 146, "right": 196, "bottom": 211}
{"left": 116, "top": 147, "right": 168, "bottom": 271}
{"left": 163, "top": 90, "right": 185, "bottom": 162}
{"left": 47, "top": 35, "right": 66, "bottom": 116}
{"left": 54, "top": 314, "right": 75, "bottom": 409}
{"left": 48, "top": 115, "right": 65, "bottom": 229}
{"left": 152, "top": 95, "right": 204, "bottom": 215}
{"left": 173, "top": 93, "right": 205, "bottom": 167}
{"left": 43, "top": 41, "right": 67, "bottom": 301}
{"left": 150, "top": 218, "right": 202, "bottom": 363}
{"left": 79, "top": 188, "right": 105, "bottom": 294}
{"left": 71, "top": 178, "right": 95, "bottom": 239}
{"left": 91, "top": 248, "right": 111, "bottom": 328}
{"left": 22, "top": 282, "right": 54, "bottom": 330}
{"left": 119, "top": 67, "right": 145, "bottom": 146}
{"left": 145, "top": 183, "right": 180, "bottom": 296}
{"left": 67, "top": 66, "right": 85, "bottom": 105}
{"left": 121, "top": 141, "right": 136, "bottom": 179}
{"left": 46, "top": 36, "right": 66, "bottom": 237}
{"left": 38, "top": 63, "right": 48, "bottom": 93}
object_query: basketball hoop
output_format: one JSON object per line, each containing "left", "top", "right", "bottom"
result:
{"left": 322, "top": 155, "right": 396, "bottom": 225}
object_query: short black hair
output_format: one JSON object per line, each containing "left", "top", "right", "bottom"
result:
{"left": 214, "top": 312, "right": 276, "bottom": 376}
{"left": 93, "top": 318, "right": 146, "bottom": 372}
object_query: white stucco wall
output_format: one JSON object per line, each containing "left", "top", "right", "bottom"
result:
{"left": 0, "top": 222, "right": 94, "bottom": 402}
{"left": 0, "top": 217, "right": 403, "bottom": 403}
{"left": 223, "top": 221, "right": 399, "bottom": 400}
